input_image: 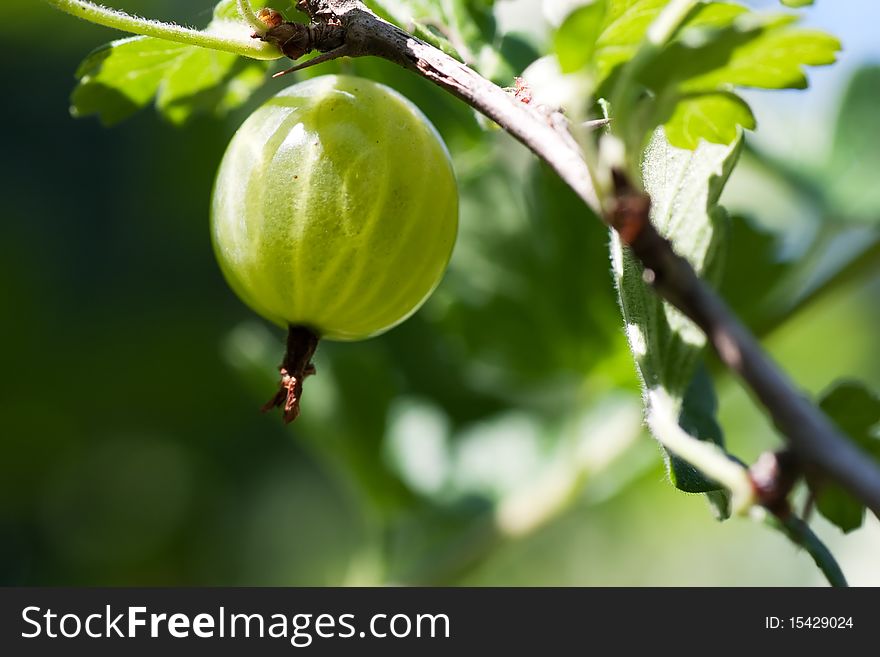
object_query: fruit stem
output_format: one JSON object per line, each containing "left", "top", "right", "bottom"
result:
{"left": 262, "top": 326, "right": 319, "bottom": 423}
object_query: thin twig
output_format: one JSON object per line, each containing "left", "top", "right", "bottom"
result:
{"left": 758, "top": 508, "right": 848, "bottom": 587}
{"left": 273, "top": 45, "right": 352, "bottom": 77}
{"left": 289, "top": 0, "right": 880, "bottom": 516}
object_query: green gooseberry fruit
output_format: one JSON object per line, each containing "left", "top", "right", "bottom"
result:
{"left": 211, "top": 74, "right": 459, "bottom": 421}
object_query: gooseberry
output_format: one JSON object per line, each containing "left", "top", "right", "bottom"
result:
{"left": 211, "top": 75, "right": 459, "bottom": 420}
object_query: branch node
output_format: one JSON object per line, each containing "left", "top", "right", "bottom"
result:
{"left": 609, "top": 169, "right": 651, "bottom": 246}
{"left": 749, "top": 450, "right": 801, "bottom": 514}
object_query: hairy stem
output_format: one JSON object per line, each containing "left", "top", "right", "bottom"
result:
{"left": 237, "top": 0, "right": 269, "bottom": 35}
{"left": 648, "top": 389, "right": 755, "bottom": 513}
{"left": 44, "top": 0, "right": 282, "bottom": 59}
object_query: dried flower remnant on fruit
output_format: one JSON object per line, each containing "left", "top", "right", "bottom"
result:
{"left": 262, "top": 326, "right": 319, "bottom": 424}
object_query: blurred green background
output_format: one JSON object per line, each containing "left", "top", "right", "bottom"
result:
{"left": 1, "top": 0, "right": 878, "bottom": 586}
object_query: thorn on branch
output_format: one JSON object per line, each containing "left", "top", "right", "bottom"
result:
{"left": 273, "top": 45, "right": 352, "bottom": 78}
{"left": 583, "top": 118, "right": 611, "bottom": 130}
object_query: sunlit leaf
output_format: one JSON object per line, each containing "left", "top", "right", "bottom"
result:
{"left": 555, "top": 1, "right": 607, "bottom": 73}
{"left": 663, "top": 92, "right": 756, "bottom": 149}
{"left": 675, "top": 23, "right": 840, "bottom": 92}
{"left": 557, "top": 1, "right": 837, "bottom": 149}
{"left": 591, "top": 0, "right": 668, "bottom": 83}
{"left": 612, "top": 128, "right": 742, "bottom": 493}
{"left": 70, "top": 1, "right": 272, "bottom": 125}
{"left": 639, "top": 15, "right": 838, "bottom": 146}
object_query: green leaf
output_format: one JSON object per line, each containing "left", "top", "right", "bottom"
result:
{"left": 820, "top": 381, "right": 880, "bottom": 461}
{"left": 718, "top": 214, "right": 790, "bottom": 330}
{"left": 213, "top": 0, "right": 268, "bottom": 20}
{"left": 555, "top": 1, "right": 607, "bottom": 73}
{"left": 682, "top": 2, "right": 750, "bottom": 30}
{"left": 70, "top": 2, "right": 271, "bottom": 125}
{"left": 824, "top": 66, "right": 880, "bottom": 224}
{"left": 810, "top": 381, "right": 880, "bottom": 533}
{"left": 591, "top": 0, "right": 669, "bottom": 83}
{"left": 675, "top": 23, "right": 840, "bottom": 92}
{"left": 663, "top": 92, "right": 756, "bottom": 149}
{"left": 780, "top": 0, "right": 813, "bottom": 7}
{"left": 577, "top": 2, "right": 837, "bottom": 149}
{"left": 556, "top": 1, "right": 838, "bottom": 94}
{"left": 814, "top": 487, "right": 864, "bottom": 535}
{"left": 669, "top": 364, "right": 725, "bottom": 493}
{"left": 705, "top": 488, "right": 731, "bottom": 521}
{"left": 638, "top": 14, "right": 838, "bottom": 146}
{"left": 572, "top": 1, "right": 748, "bottom": 86}
{"left": 612, "top": 128, "right": 741, "bottom": 494}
